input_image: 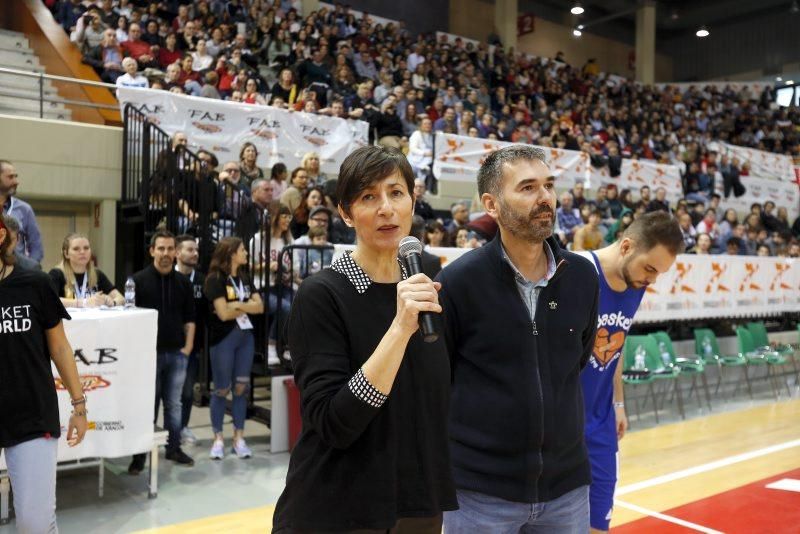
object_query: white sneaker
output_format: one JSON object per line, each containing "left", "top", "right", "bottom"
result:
{"left": 181, "top": 427, "right": 197, "bottom": 445}
{"left": 209, "top": 439, "right": 224, "bottom": 460}
{"left": 268, "top": 344, "right": 279, "bottom": 366}
{"left": 232, "top": 438, "right": 252, "bottom": 459}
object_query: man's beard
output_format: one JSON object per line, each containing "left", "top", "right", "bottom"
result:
{"left": 621, "top": 255, "right": 647, "bottom": 289}
{"left": 496, "top": 197, "right": 554, "bottom": 243}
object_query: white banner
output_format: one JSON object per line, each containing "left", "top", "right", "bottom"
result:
{"left": 1, "top": 308, "right": 158, "bottom": 469}
{"left": 432, "top": 133, "right": 684, "bottom": 201}
{"left": 333, "top": 244, "right": 800, "bottom": 323}
{"left": 117, "top": 87, "right": 369, "bottom": 175}
{"left": 713, "top": 173, "right": 800, "bottom": 222}
{"left": 719, "top": 142, "right": 796, "bottom": 183}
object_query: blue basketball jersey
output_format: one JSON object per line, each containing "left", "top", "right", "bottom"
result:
{"left": 577, "top": 251, "right": 645, "bottom": 452}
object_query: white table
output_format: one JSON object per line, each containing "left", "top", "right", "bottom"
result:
{"left": 0, "top": 307, "right": 162, "bottom": 524}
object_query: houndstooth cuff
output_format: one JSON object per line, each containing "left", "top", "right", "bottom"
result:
{"left": 348, "top": 368, "right": 388, "bottom": 408}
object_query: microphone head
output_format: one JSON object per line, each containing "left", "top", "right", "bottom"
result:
{"left": 398, "top": 235, "right": 424, "bottom": 259}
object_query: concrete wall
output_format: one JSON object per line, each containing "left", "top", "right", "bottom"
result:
{"left": 0, "top": 114, "right": 121, "bottom": 277}
{"left": 450, "top": 0, "right": 673, "bottom": 81}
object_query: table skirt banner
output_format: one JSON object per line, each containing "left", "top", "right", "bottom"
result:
{"left": 334, "top": 245, "right": 799, "bottom": 323}
{"left": 1, "top": 308, "right": 158, "bottom": 469}
{"left": 432, "top": 132, "right": 685, "bottom": 201}
{"left": 117, "top": 87, "right": 369, "bottom": 176}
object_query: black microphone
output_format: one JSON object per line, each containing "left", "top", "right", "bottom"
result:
{"left": 398, "top": 236, "right": 439, "bottom": 343}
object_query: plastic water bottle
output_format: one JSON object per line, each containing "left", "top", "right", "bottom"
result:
{"left": 702, "top": 335, "right": 713, "bottom": 358}
{"left": 634, "top": 345, "right": 646, "bottom": 370}
{"left": 124, "top": 277, "right": 136, "bottom": 308}
{"left": 659, "top": 341, "right": 672, "bottom": 367}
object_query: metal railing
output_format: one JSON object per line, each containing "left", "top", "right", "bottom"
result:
{"left": 0, "top": 66, "right": 118, "bottom": 118}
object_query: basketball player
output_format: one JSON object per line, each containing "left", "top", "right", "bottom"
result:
{"left": 576, "top": 211, "right": 684, "bottom": 533}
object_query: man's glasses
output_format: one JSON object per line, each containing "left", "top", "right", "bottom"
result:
{"left": 310, "top": 217, "right": 329, "bottom": 225}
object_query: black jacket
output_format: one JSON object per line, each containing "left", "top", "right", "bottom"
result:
{"left": 437, "top": 234, "right": 599, "bottom": 504}
{"left": 133, "top": 265, "right": 196, "bottom": 352}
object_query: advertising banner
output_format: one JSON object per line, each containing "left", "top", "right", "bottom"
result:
{"left": 1, "top": 308, "right": 158, "bottom": 468}
{"left": 432, "top": 133, "right": 684, "bottom": 201}
{"left": 117, "top": 87, "right": 369, "bottom": 175}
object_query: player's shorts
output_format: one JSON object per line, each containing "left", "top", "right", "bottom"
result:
{"left": 588, "top": 450, "right": 619, "bottom": 531}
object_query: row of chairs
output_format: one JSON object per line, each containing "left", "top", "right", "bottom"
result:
{"left": 621, "top": 323, "right": 799, "bottom": 424}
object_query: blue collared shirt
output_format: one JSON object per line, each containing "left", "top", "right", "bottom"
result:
{"left": 3, "top": 197, "right": 43, "bottom": 263}
{"left": 501, "top": 240, "right": 558, "bottom": 324}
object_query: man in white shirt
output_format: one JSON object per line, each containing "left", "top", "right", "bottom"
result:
{"left": 115, "top": 57, "right": 149, "bottom": 89}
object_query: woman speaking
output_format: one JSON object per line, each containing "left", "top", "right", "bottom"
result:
{"left": 272, "top": 146, "right": 456, "bottom": 533}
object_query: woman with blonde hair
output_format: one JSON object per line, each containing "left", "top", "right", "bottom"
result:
{"left": 301, "top": 151, "right": 328, "bottom": 187}
{"left": 49, "top": 233, "right": 123, "bottom": 308}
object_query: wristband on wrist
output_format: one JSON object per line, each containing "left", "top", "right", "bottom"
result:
{"left": 71, "top": 395, "right": 87, "bottom": 406}
{"left": 614, "top": 401, "right": 625, "bottom": 409}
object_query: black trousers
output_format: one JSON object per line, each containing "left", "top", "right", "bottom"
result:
{"left": 279, "top": 514, "right": 443, "bottom": 534}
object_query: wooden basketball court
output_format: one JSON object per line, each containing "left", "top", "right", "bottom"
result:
{"left": 133, "top": 398, "right": 800, "bottom": 533}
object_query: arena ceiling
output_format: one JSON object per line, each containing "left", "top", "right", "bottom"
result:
{"left": 525, "top": 0, "right": 798, "bottom": 39}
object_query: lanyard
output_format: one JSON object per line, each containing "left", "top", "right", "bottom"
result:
{"left": 74, "top": 273, "right": 88, "bottom": 299}
{"left": 175, "top": 266, "right": 195, "bottom": 283}
{"left": 229, "top": 276, "right": 246, "bottom": 302}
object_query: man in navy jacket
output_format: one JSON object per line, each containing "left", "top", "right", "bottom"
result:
{"left": 438, "top": 145, "right": 599, "bottom": 533}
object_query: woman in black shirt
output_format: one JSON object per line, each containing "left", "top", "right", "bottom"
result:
{"left": 272, "top": 146, "right": 456, "bottom": 532}
{"left": 204, "top": 237, "right": 264, "bottom": 460}
{"left": 0, "top": 214, "right": 87, "bottom": 532}
{"left": 48, "top": 233, "right": 123, "bottom": 308}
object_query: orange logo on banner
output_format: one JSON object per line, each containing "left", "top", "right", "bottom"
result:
{"left": 706, "top": 262, "right": 730, "bottom": 293}
{"left": 739, "top": 263, "right": 762, "bottom": 292}
{"left": 54, "top": 375, "right": 111, "bottom": 392}
{"left": 670, "top": 262, "right": 695, "bottom": 294}
{"left": 441, "top": 139, "right": 467, "bottom": 163}
{"left": 770, "top": 263, "right": 793, "bottom": 291}
{"left": 592, "top": 327, "right": 625, "bottom": 366}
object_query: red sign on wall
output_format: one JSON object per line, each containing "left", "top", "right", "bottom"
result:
{"left": 517, "top": 13, "right": 535, "bottom": 36}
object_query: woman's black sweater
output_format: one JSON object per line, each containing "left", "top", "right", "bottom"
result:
{"left": 272, "top": 256, "right": 457, "bottom": 532}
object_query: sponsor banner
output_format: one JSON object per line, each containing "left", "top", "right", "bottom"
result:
{"left": 719, "top": 142, "right": 796, "bottom": 183}
{"left": 117, "top": 87, "right": 369, "bottom": 175}
{"left": 0, "top": 308, "right": 158, "bottom": 469}
{"left": 432, "top": 133, "right": 684, "bottom": 201}
{"left": 333, "top": 244, "right": 799, "bottom": 323}
{"left": 653, "top": 82, "right": 772, "bottom": 97}
{"left": 713, "top": 173, "right": 800, "bottom": 222}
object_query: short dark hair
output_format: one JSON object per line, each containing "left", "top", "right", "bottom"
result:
{"left": 149, "top": 229, "right": 175, "bottom": 248}
{"left": 175, "top": 234, "right": 196, "bottom": 249}
{"left": 411, "top": 214, "right": 426, "bottom": 241}
{"left": 336, "top": 146, "right": 414, "bottom": 216}
{"left": 622, "top": 211, "right": 686, "bottom": 256}
{"left": 477, "top": 145, "right": 547, "bottom": 197}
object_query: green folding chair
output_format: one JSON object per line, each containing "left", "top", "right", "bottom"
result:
{"left": 694, "top": 328, "right": 751, "bottom": 400}
{"left": 736, "top": 327, "right": 790, "bottom": 400}
{"left": 643, "top": 334, "right": 685, "bottom": 420}
{"left": 746, "top": 322, "right": 799, "bottom": 385}
{"left": 653, "top": 331, "right": 712, "bottom": 411}
{"left": 621, "top": 335, "right": 660, "bottom": 424}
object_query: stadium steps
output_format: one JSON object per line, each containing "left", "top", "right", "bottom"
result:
{"left": 0, "top": 29, "right": 70, "bottom": 120}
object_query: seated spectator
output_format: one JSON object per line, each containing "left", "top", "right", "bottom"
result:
{"left": 215, "top": 162, "right": 251, "bottom": 239}
{"left": 200, "top": 70, "right": 222, "bottom": 99}
{"left": 293, "top": 225, "right": 333, "bottom": 280}
{"left": 619, "top": 188, "right": 636, "bottom": 211}
{"left": 413, "top": 178, "right": 436, "bottom": 222}
{"left": 236, "top": 178, "right": 274, "bottom": 249}
{"left": 695, "top": 208, "right": 720, "bottom": 242}
{"left": 49, "top": 233, "right": 123, "bottom": 308}
{"left": 678, "top": 212, "right": 698, "bottom": 251}
{"left": 647, "top": 187, "right": 670, "bottom": 213}
{"left": 372, "top": 99, "right": 404, "bottom": 149}
{"left": 572, "top": 209, "right": 604, "bottom": 251}
{"left": 570, "top": 181, "right": 587, "bottom": 210}
{"left": 121, "top": 23, "right": 157, "bottom": 69}
{"left": 556, "top": 191, "right": 582, "bottom": 243}
{"left": 693, "top": 233, "right": 713, "bottom": 255}
{"left": 83, "top": 28, "right": 124, "bottom": 83}
{"left": 761, "top": 201, "right": 783, "bottom": 233}
{"left": 242, "top": 78, "right": 267, "bottom": 105}
{"left": 115, "top": 57, "right": 149, "bottom": 88}
{"left": 280, "top": 167, "right": 309, "bottom": 213}
{"left": 445, "top": 201, "right": 470, "bottom": 237}
{"left": 434, "top": 107, "right": 457, "bottom": 133}
{"left": 725, "top": 237, "right": 744, "bottom": 256}
{"left": 635, "top": 186, "right": 652, "bottom": 211}
{"left": 71, "top": 8, "right": 106, "bottom": 52}
{"left": 158, "top": 33, "right": 182, "bottom": 69}
{"left": 606, "top": 185, "right": 623, "bottom": 219}
{"left": 301, "top": 152, "right": 328, "bottom": 187}
{"left": 270, "top": 163, "right": 289, "bottom": 199}
{"left": 271, "top": 68, "right": 299, "bottom": 106}
{"left": 239, "top": 142, "right": 263, "bottom": 187}
{"left": 290, "top": 187, "right": 325, "bottom": 239}
{"left": 606, "top": 209, "right": 634, "bottom": 243}
{"left": 756, "top": 243, "right": 772, "bottom": 257}
{"left": 191, "top": 38, "right": 214, "bottom": 71}
{"left": 425, "top": 220, "right": 448, "bottom": 247}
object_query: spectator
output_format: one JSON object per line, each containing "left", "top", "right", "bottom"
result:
{"left": 573, "top": 209, "right": 605, "bottom": 251}
{"left": 121, "top": 23, "right": 157, "bottom": 69}
{"left": 720, "top": 155, "right": 745, "bottom": 198}
{"left": 719, "top": 208, "right": 739, "bottom": 236}
{"left": 606, "top": 185, "right": 623, "bottom": 219}
{"left": 199, "top": 70, "right": 222, "bottom": 99}
{"left": 83, "top": 28, "right": 124, "bottom": 83}
{"left": 1, "top": 215, "right": 39, "bottom": 270}
{"left": 271, "top": 68, "right": 299, "bottom": 106}
{"left": 290, "top": 186, "right": 325, "bottom": 239}
{"left": 678, "top": 212, "right": 698, "bottom": 251}
{"left": 71, "top": 8, "right": 106, "bottom": 52}
{"left": 725, "top": 237, "right": 744, "bottom": 256}
{"left": 280, "top": 167, "right": 309, "bottom": 213}
{"left": 761, "top": 201, "right": 782, "bottom": 233}
{"left": 695, "top": 208, "right": 720, "bottom": 242}
{"left": 158, "top": 33, "right": 182, "bottom": 69}
{"left": 270, "top": 163, "right": 289, "bottom": 199}
{"left": 301, "top": 152, "right": 328, "bottom": 187}
{"left": 239, "top": 142, "right": 263, "bottom": 186}
{"left": 756, "top": 243, "right": 772, "bottom": 257}
{"left": 556, "top": 191, "right": 582, "bottom": 244}
{"left": 48, "top": 233, "right": 123, "bottom": 307}
{"left": 647, "top": 187, "right": 670, "bottom": 213}
{"left": 236, "top": 178, "right": 274, "bottom": 249}
{"left": 445, "top": 201, "right": 470, "bottom": 237}
{"left": 204, "top": 237, "right": 264, "bottom": 459}
{"left": 571, "top": 181, "right": 587, "bottom": 210}
{"left": 129, "top": 230, "right": 196, "bottom": 474}
{"left": 693, "top": 233, "right": 713, "bottom": 255}
{"left": 115, "top": 57, "right": 149, "bottom": 88}
{"left": 619, "top": 188, "right": 636, "bottom": 211}
{"left": 425, "top": 220, "right": 447, "bottom": 247}
{"left": 606, "top": 209, "right": 634, "bottom": 243}
{"left": 413, "top": 178, "right": 436, "bottom": 222}
{"left": 433, "top": 107, "right": 457, "bottom": 133}
{"left": 636, "top": 186, "right": 652, "bottom": 211}
{"left": 215, "top": 162, "right": 250, "bottom": 238}
{"left": 407, "top": 117, "right": 434, "bottom": 179}
{"left": 0, "top": 160, "right": 43, "bottom": 263}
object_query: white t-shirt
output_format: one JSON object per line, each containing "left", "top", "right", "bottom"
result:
{"left": 116, "top": 73, "right": 149, "bottom": 89}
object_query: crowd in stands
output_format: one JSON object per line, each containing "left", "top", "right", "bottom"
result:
{"left": 47, "top": 0, "right": 800, "bottom": 258}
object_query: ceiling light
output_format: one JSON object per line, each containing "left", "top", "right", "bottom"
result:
{"left": 571, "top": 3, "right": 584, "bottom": 15}
{"left": 777, "top": 76, "right": 783, "bottom": 81}
{"left": 573, "top": 28, "right": 582, "bottom": 37}
{"left": 787, "top": 80, "right": 795, "bottom": 85}
{"left": 577, "top": 24, "right": 584, "bottom": 30}
{"left": 696, "top": 26, "right": 709, "bottom": 37}
{"left": 670, "top": 9, "right": 679, "bottom": 20}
